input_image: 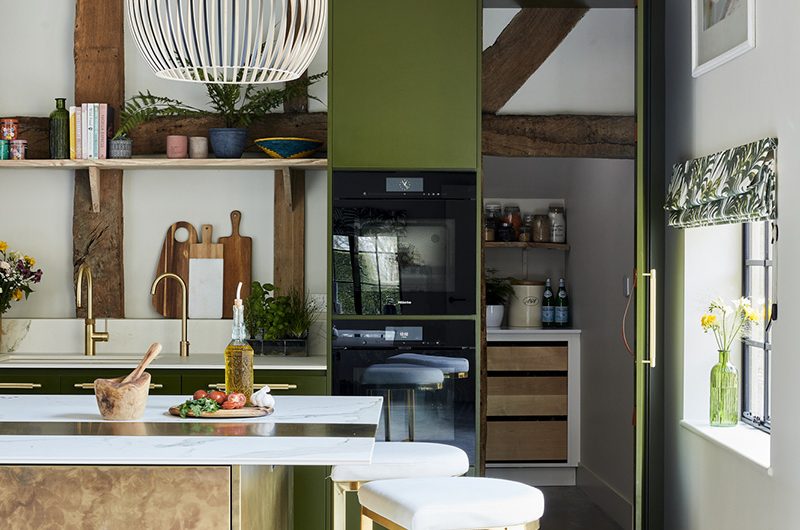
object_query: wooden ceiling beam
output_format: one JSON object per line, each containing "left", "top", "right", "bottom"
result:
{"left": 482, "top": 113, "right": 635, "bottom": 159}
{"left": 482, "top": 8, "right": 588, "bottom": 113}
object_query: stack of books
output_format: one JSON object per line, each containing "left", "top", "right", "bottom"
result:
{"left": 69, "top": 104, "right": 113, "bottom": 160}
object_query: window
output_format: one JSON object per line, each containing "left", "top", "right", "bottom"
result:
{"left": 742, "top": 221, "right": 776, "bottom": 433}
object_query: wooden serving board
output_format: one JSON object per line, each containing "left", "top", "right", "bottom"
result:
{"left": 168, "top": 406, "right": 273, "bottom": 418}
{"left": 218, "top": 210, "right": 253, "bottom": 318}
{"left": 152, "top": 221, "right": 198, "bottom": 318}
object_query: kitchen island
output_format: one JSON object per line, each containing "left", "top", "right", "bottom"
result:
{"left": 0, "top": 394, "right": 382, "bottom": 529}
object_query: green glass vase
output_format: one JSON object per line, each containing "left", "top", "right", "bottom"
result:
{"left": 49, "top": 97, "right": 70, "bottom": 159}
{"left": 710, "top": 349, "right": 739, "bottom": 426}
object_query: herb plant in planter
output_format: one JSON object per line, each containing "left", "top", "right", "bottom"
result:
{"left": 243, "top": 282, "right": 319, "bottom": 356}
{"left": 115, "top": 72, "right": 325, "bottom": 158}
{"left": 485, "top": 271, "right": 514, "bottom": 328}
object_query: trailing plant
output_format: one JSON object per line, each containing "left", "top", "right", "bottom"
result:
{"left": 113, "top": 72, "right": 326, "bottom": 139}
{"left": 485, "top": 270, "right": 514, "bottom": 306}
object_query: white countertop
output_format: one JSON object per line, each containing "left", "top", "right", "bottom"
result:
{"left": 0, "top": 353, "right": 327, "bottom": 370}
{"left": 487, "top": 328, "right": 581, "bottom": 342}
{"left": 0, "top": 395, "right": 380, "bottom": 466}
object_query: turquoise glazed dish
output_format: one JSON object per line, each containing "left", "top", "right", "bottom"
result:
{"left": 255, "top": 137, "right": 323, "bottom": 159}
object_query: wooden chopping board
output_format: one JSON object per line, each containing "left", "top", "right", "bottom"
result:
{"left": 188, "top": 224, "right": 224, "bottom": 319}
{"left": 168, "top": 406, "right": 273, "bottom": 418}
{"left": 152, "top": 222, "right": 198, "bottom": 318}
{"left": 218, "top": 210, "right": 253, "bottom": 318}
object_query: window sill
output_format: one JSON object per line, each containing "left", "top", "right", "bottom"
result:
{"left": 680, "top": 420, "right": 771, "bottom": 471}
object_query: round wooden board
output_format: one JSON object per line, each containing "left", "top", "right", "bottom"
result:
{"left": 168, "top": 405, "right": 274, "bottom": 418}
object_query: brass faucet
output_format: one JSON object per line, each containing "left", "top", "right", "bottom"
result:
{"left": 76, "top": 264, "right": 109, "bottom": 356}
{"left": 150, "top": 273, "right": 190, "bottom": 357}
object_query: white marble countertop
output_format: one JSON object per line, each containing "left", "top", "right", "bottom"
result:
{"left": 0, "top": 395, "right": 380, "bottom": 466}
{"left": 0, "top": 353, "right": 327, "bottom": 370}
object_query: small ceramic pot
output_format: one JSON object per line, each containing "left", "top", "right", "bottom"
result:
{"left": 209, "top": 128, "right": 248, "bottom": 158}
{"left": 109, "top": 137, "right": 133, "bottom": 159}
{"left": 9, "top": 139, "right": 26, "bottom": 160}
{"left": 486, "top": 305, "right": 505, "bottom": 328}
{"left": 1, "top": 119, "right": 18, "bottom": 140}
{"left": 166, "top": 135, "right": 188, "bottom": 158}
{"left": 189, "top": 136, "right": 208, "bottom": 159}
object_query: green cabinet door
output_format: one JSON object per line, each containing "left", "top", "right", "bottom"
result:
{"left": 60, "top": 369, "right": 182, "bottom": 395}
{"left": 330, "top": 0, "right": 480, "bottom": 170}
{"left": 0, "top": 370, "right": 59, "bottom": 394}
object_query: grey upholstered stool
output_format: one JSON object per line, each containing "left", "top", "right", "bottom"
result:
{"left": 358, "top": 477, "right": 545, "bottom": 530}
{"left": 360, "top": 364, "right": 444, "bottom": 441}
{"left": 331, "top": 442, "right": 469, "bottom": 530}
{"left": 386, "top": 353, "right": 469, "bottom": 379}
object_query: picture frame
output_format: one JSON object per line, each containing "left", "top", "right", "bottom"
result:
{"left": 692, "top": 0, "right": 755, "bottom": 77}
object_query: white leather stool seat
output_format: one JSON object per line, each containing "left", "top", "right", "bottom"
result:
{"left": 331, "top": 442, "right": 469, "bottom": 483}
{"left": 387, "top": 353, "right": 470, "bottom": 376}
{"left": 358, "top": 477, "right": 545, "bottom": 530}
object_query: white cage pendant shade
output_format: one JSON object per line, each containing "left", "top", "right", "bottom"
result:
{"left": 127, "top": 0, "right": 326, "bottom": 84}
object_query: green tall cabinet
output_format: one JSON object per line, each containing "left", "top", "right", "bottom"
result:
{"left": 329, "top": 0, "right": 481, "bottom": 170}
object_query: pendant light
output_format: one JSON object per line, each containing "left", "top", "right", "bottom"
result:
{"left": 127, "top": 0, "right": 326, "bottom": 84}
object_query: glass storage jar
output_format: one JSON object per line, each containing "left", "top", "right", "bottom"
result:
{"left": 532, "top": 215, "right": 550, "bottom": 242}
{"left": 503, "top": 205, "right": 522, "bottom": 239}
{"left": 548, "top": 206, "right": 566, "bottom": 243}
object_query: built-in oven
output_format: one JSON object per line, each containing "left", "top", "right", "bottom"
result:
{"left": 331, "top": 320, "right": 476, "bottom": 464}
{"left": 332, "top": 171, "right": 476, "bottom": 316}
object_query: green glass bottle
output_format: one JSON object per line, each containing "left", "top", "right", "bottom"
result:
{"left": 49, "top": 98, "right": 70, "bottom": 159}
{"left": 555, "top": 278, "right": 569, "bottom": 328}
{"left": 710, "top": 350, "right": 739, "bottom": 426}
{"left": 541, "top": 278, "right": 554, "bottom": 328}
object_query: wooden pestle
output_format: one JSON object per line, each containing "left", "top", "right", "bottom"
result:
{"left": 121, "top": 343, "right": 162, "bottom": 384}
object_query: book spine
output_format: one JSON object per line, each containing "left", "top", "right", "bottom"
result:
{"left": 86, "top": 104, "right": 95, "bottom": 159}
{"left": 93, "top": 103, "right": 100, "bottom": 160}
{"left": 69, "top": 107, "right": 77, "bottom": 160}
{"left": 98, "top": 103, "right": 108, "bottom": 159}
{"left": 80, "top": 103, "right": 88, "bottom": 159}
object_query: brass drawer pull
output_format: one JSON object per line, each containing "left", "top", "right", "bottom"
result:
{"left": 73, "top": 383, "right": 164, "bottom": 390}
{"left": 208, "top": 383, "right": 298, "bottom": 391}
{"left": 0, "top": 382, "right": 43, "bottom": 390}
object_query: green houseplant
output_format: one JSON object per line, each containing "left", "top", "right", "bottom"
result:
{"left": 485, "top": 271, "right": 513, "bottom": 328}
{"left": 114, "top": 72, "right": 325, "bottom": 158}
{"left": 244, "top": 282, "right": 319, "bottom": 356}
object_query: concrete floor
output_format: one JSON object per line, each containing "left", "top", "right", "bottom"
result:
{"left": 539, "top": 487, "right": 623, "bottom": 530}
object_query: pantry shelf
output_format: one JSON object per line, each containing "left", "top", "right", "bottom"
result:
{"left": 484, "top": 241, "right": 570, "bottom": 251}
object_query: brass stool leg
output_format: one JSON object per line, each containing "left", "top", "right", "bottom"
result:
{"left": 360, "top": 511, "right": 374, "bottom": 530}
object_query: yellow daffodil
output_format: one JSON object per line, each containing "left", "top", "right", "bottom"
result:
{"left": 701, "top": 314, "right": 718, "bottom": 330}
{"left": 745, "top": 307, "right": 759, "bottom": 322}
{"left": 12, "top": 289, "right": 23, "bottom": 301}
{"left": 0, "top": 241, "right": 7, "bottom": 252}
{"left": 24, "top": 255, "right": 35, "bottom": 266}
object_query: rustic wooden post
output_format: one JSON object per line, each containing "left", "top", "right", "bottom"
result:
{"left": 73, "top": 0, "right": 126, "bottom": 317}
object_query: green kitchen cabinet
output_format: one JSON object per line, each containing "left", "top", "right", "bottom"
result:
{"left": 61, "top": 369, "right": 181, "bottom": 395}
{"left": 0, "top": 370, "right": 59, "bottom": 394}
{"left": 329, "top": 0, "right": 481, "bottom": 170}
{"left": 181, "top": 370, "right": 327, "bottom": 396}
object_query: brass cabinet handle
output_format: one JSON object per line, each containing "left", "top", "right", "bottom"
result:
{"left": 642, "top": 268, "right": 657, "bottom": 369}
{"left": 0, "top": 382, "right": 42, "bottom": 389}
{"left": 208, "top": 383, "right": 298, "bottom": 391}
{"left": 73, "top": 383, "right": 164, "bottom": 390}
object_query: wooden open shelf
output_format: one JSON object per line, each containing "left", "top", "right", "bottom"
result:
{"left": 485, "top": 241, "right": 570, "bottom": 251}
{"left": 0, "top": 157, "right": 328, "bottom": 213}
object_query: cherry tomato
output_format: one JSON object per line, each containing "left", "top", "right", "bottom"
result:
{"left": 222, "top": 400, "right": 242, "bottom": 410}
{"left": 192, "top": 389, "right": 207, "bottom": 400}
{"left": 208, "top": 390, "right": 227, "bottom": 404}
{"left": 226, "top": 393, "right": 246, "bottom": 407}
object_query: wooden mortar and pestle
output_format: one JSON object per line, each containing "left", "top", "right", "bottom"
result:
{"left": 94, "top": 343, "right": 162, "bottom": 420}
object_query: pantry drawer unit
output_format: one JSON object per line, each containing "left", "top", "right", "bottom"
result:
{"left": 486, "top": 420, "right": 568, "bottom": 462}
{"left": 487, "top": 376, "right": 567, "bottom": 417}
{"left": 0, "top": 370, "right": 59, "bottom": 394}
{"left": 487, "top": 344, "right": 568, "bottom": 372}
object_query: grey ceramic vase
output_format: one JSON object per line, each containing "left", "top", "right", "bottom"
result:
{"left": 209, "top": 128, "right": 248, "bottom": 158}
{"left": 109, "top": 137, "right": 133, "bottom": 159}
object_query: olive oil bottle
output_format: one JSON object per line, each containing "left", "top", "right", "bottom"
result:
{"left": 225, "top": 283, "right": 254, "bottom": 400}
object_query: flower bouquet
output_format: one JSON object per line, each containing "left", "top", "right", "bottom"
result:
{"left": 0, "top": 241, "right": 43, "bottom": 316}
{"left": 701, "top": 297, "right": 759, "bottom": 426}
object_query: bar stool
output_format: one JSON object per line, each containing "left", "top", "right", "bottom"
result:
{"left": 386, "top": 353, "right": 469, "bottom": 379}
{"left": 358, "top": 477, "right": 545, "bottom": 530}
{"left": 331, "top": 442, "right": 469, "bottom": 530}
{"left": 361, "top": 364, "right": 444, "bottom": 441}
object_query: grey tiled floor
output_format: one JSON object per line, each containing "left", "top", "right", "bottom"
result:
{"left": 539, "top": 487, "right": 623, "bottom": 530}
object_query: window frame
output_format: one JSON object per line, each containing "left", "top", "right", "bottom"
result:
{"left": 742, "top": 221, "right": 774, "bottom": 433}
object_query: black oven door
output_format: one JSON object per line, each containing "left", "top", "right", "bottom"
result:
{"left": 332, "top": 171, "right": 476, "bottom": 316}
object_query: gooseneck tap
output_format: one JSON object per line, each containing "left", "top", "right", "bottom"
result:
{"left": 150, "top": 273, "right": 189, "bottom": 357}
{"left": 76, "top": 264, "right": 109, "bottom": 356}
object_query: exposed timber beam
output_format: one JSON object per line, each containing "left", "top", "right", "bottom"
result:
{"left": 482, "top": 113, "right": 636, "bottom": 159}
{"left": 482, "top": 8, "right": 588, "bottom": 113}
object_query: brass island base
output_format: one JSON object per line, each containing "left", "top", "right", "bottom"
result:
{"left": 0, "top": 465, "right": 290, "bottom": 530}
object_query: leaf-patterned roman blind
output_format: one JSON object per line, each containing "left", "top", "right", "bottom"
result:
{"left": 665, "top": 137, "right": 777, "bottom": 229}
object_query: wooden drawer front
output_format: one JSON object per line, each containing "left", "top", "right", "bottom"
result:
{"left": 487, "top": 345, "right": 568, "bottom": 371}
{"left": 487, "top": 376, "right": 567, "bottom": 416}
{"left": 486, "top": 421, "right": 567, "bottom": 462}
{"left": 0, "top": 371, "right": 59, "bottom": 394}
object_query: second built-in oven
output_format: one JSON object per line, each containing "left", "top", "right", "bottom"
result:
{"left": 332, "top": 170, "right": 476, "bottom": 316}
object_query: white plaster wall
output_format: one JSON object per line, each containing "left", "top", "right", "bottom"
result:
{"left": 483, "top": 9, "right": 635, "bottom": 115}
{"left": 0, "top": 6, "right": 328, "bottom": 319}
{"left": 664, "top": 0, "right": 800, "bottom": 528}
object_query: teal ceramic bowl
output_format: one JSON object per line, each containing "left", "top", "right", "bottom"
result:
{"left": 254, "top": 137, "right": 323, "bottom": 159}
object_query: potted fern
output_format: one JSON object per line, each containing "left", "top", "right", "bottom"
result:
{"left": 114, "top": 73, "right": 325, "bottom": 158}
{"left": 485, "top": 271, "right": 514, "bottom": 328}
